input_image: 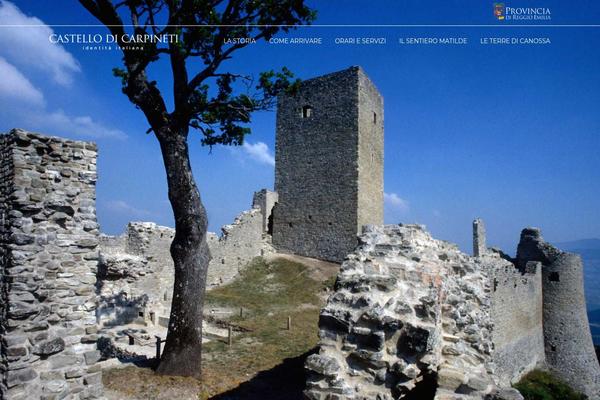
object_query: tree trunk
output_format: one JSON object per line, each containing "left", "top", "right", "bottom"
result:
{"left": 154, "top": 128, "right": 210, "bottom": 378}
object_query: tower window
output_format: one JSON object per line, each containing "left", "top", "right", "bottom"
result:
{"left": 302, "top": 105, "right": 313, "bottom": 118}
{"left": 373, "top": 112, "right": 377, "bottom": 124}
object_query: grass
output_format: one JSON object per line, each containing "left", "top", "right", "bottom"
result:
{"left": 103, "top": 256, "right": 334, "bottom": 399}
{"left": 514, "top": 370, "right": 587, "bottom": 400}
{"left": 199, "top": 257, "right": 329, "bottom": 397}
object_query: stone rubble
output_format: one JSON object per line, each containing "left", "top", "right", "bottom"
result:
{"left": 305, "top": 224, "right": 531, "bottom": 400}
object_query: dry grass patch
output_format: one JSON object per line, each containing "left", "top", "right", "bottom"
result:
{"left": 103, "top": 256, "right": 337, "bottom": 399}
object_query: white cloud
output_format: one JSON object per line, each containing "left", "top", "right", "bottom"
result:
{"left": 32, "top": 109, "right": 127, "bottom": 140}
{"left": 241, "top": 141, "right": 275, "bottom": 166}
{"left": 0, "top": 57, "right": 44, "bottom": 106}
{"left": 384, "top": 192, "right": 409, "bottom": 212}
{"left": 0, "top": 3, "right": 124, "bottom": 140}
{"left": 0, "top": 1, "right": 80, "bottom": 86}
{"left": 104, "top": 200, "right": 155, "bottom": 218}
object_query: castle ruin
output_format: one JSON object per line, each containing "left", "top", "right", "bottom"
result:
{"left": 96, "top": 190, "right": 276, "bottom": 330}
{"left": 517, "top": 228, "right": 600, "bottom": 396}
{"left": 305, "top": 223, "right": 600, "bottom": 399}
{"left": 1, "top": 66, "right": 599, "bottom": 400}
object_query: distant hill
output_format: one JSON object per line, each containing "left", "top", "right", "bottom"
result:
{"left": 555, "top": 239, "right": 600, "bottom": 345}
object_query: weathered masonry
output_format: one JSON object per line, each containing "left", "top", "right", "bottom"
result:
{"left": 516, "top": 228, "right": 600, "bottom": 397}
{"left": 305, "top": 222, "right": 600, "bottom": 400}
{"left": 96, "top": 190, "right": 277, "bottom": 330}
{"left": 473, "top": 218, "right": 487, "bottom": 257}
{"left": 0, "top": 130, "right": 103, "bottom": 400}
{"left": 272, "top": 66, "right": 384, "bottom": 262}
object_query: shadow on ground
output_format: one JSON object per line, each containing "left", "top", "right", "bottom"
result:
{"left": 210, "top": 348, "right": 316, "bottom": 400}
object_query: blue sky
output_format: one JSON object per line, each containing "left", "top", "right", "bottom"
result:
{"left": 0, "top": 0, "right": 599, "bottom": 253}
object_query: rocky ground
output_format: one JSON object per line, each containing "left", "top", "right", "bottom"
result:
{"left": 101, "top": 256, "right": 339, "bottom": 399}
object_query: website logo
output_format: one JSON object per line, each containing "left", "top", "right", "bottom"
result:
{"left": 494, "top": 3, "right": 506, "bottom": 20}
{"left": 494, "top": 4, "right": 552, "bottom": 21}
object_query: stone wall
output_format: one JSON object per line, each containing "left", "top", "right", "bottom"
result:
{"left": 0, "top": 133, "right": 14, "bottom": 398}
{"left": 251, "top": 189, "right": 278, "bottom": 233}
{"left": 306, "top": 222, "right": 600, "bottom": 399}
{"left": 305, "top": 224, "right": 524, "bottom": 400}
{"left": 97, "top": 222, "right": 174, "bottom": 328}
{"left": 489, "top": 260, "right": 544, "bottom": 385}
{"left": 273, "top": 66, "right": 383, "bottom": 263}
{"left": 97, "top": 190, "right": 275, "bottom": 328}
{"left": 0, "top": 129, "right": 103, "bottom": 400}
{"left": 516, "top": 228, "right": 600, "bottom": 398}
{"left": 206, "top": 201, "right": 274, "bottom": 287}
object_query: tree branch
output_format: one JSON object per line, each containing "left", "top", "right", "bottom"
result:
{"left": 78, "top": 0, "right": 170, "bottom": 132}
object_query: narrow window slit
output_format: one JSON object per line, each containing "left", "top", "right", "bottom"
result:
{"left": 302, "top": 105, "right": 313, "bottom": 118}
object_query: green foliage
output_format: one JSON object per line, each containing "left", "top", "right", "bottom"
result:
{"left": 112, "top": 67, "right": 128, "bottom": 86}
{"left": 172, "top": 0, "right": 315, "bottom": 145}
{"left": 197, "top": 68, "right": 301, "bottom": 146}
{"left": 514, "top": 370, "right": 587, "bottom": 400}
{"left": 83, "top": 0, "right": 316, "bottom": 145}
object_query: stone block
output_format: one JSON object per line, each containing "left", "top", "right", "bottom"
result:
{"left": 83, "top": 372, "right": 102, "bottom": 386}
{"left": 437, "top": 368, "right": 467, "bottom": 390}
{"left": 83, "top": 351, "right": 101, "bottom": 366}
{"left": 32, "top": 338, "right": 66, "bottom": 356}
{"left": 7, "top": 367, "right": 38, "bottom": 388}
{"left": 305, "top": 354, "right": 341, "bottom": 377}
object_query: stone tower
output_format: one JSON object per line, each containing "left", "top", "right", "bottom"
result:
{"left": 272, "top": 66, "right": 383, "bottom": 262}
{"left": 516, "top": 228, "right": 600, "bottom": 398}
{"left": 473, "top": 218, "right": 487, "bottom": 257}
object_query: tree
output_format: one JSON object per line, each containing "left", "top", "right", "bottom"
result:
{"left": 78, "top": 0, "right": 315, "bottom": 378}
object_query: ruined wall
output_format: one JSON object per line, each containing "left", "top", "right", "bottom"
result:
{"left": 489, "top": 260, "right": 544, "bottom": 385}
{"left": 97, "top": 191, "right": 275, "bottom": 328}
{"left": 305, "top": 224, "right": 525, "bottom": 400}
{"left": 207, "top": 191, "right": 276, "bottom": 287}
{"left": 251, "top": 189, "right": 278, "bottom": 233}
{"left": 517, "top": 228, "right": 600, "bottom": 399}
{"left": 206, "top": 205, "right": 273, "bottom": 287}
{"left": 308, "top": 223, "right": 598, "bottom": 399}
{"left": 97, "top": 222, "right": 174, "bottom": 328}
{"left": 0, "top": 129, "right": 103, "bottom": 400}
{"left": 273, "top": 66, "right": 383, "bottom": 262}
